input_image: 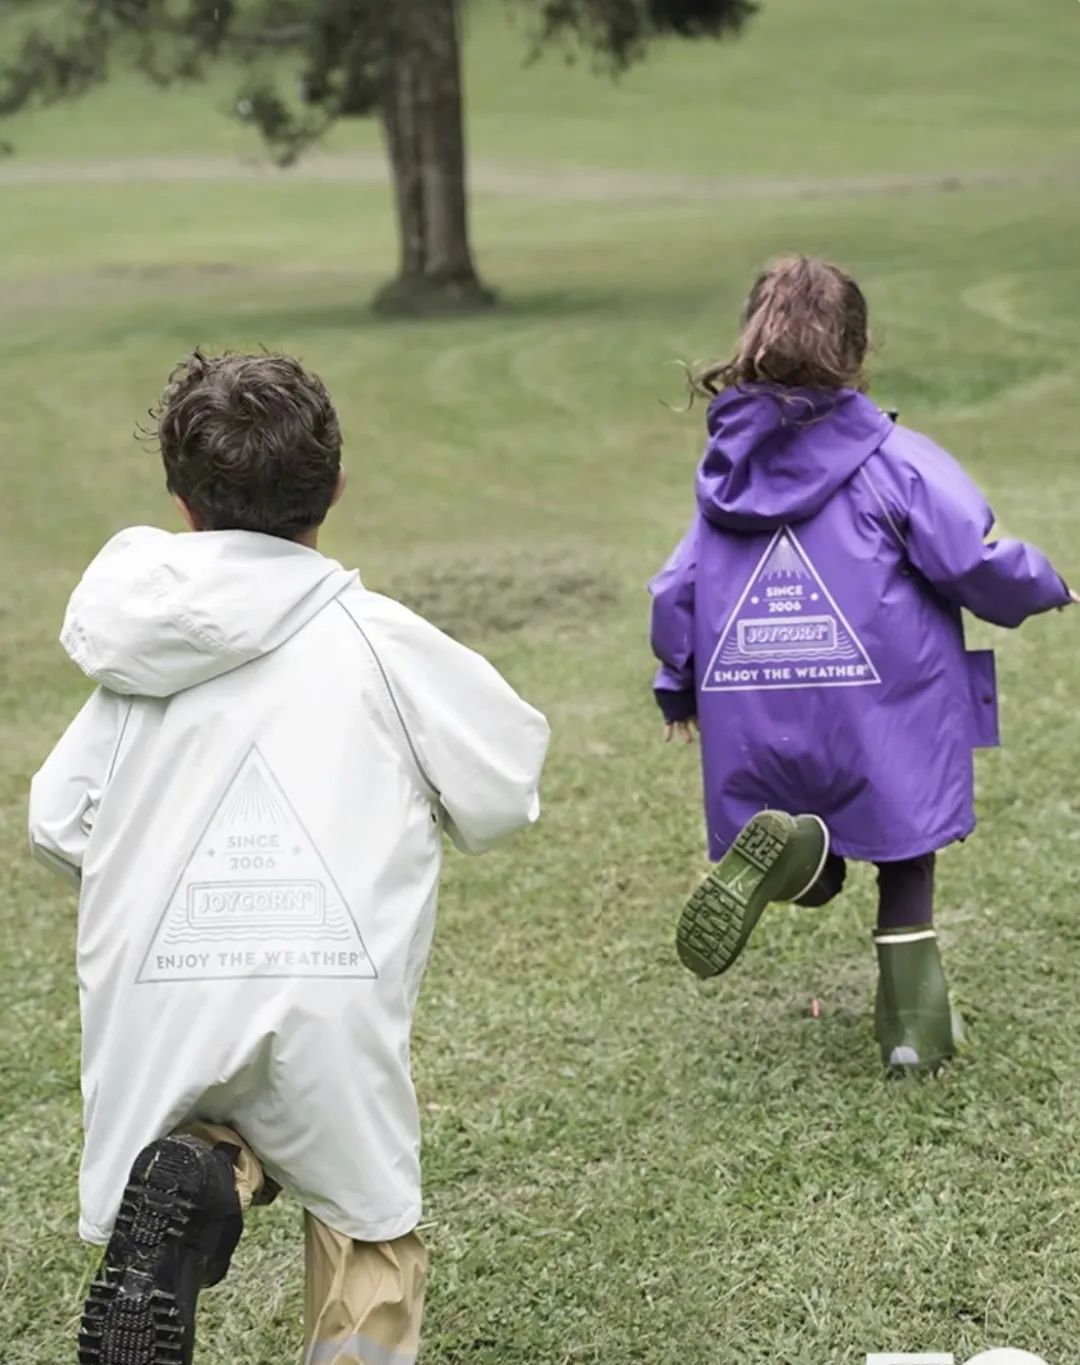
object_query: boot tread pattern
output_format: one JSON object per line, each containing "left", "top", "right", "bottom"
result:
{"left": 676, "top": 818, "right": 787, "bottom": 976}
{"left": 732, "top": 821, "right": 787, "bottom": 877}
{"left": 77, "top": 1138, "right": 210, "bottom": 1365}
{"left": 677, "top": 878, "right": 748, "bottom": 969}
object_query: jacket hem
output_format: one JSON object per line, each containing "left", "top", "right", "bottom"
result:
{"left": 80, "top": 1218, "right": 111, "bottom": 1247}
{"left": 256, "top": 1158, "right": 423, "bottom": 1242}
{"left": 709, "top": 819, "right": 975, "bottom": 865}
{"left": 821, "top": 820, "right": 975, "bottom": 863}
{"left": 296, "top": 1198, "right": 423, "bottom": 1243}
{"left": 80, "top": 1198, "right": 422, "bottom": 1247}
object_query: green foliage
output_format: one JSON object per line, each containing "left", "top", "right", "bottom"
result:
{"left": 0, "top": 0, "right": 759, "bottom": 163}
{"left": 0, "top": 8, "right": 110, "bottom": 118}
{"left": 521, "top": 0, "right": 757, "bottom": 69}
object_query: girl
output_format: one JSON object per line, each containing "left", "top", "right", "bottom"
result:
{"left": 649, "top": 256, "right": 1073, "bottom": 1073}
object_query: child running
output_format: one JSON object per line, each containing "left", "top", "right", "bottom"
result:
{"left": 29, "top": 351, "right": 550, "bottom": 1365}
{"left": 649, "top": 256, "right": 1073, "bottom": 1074}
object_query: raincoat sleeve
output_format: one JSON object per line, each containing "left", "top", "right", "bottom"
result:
{"left": 28, "top": 689, "right": 129, "bottom": 885}
{"left": 364, "top": 603, "right": 551, "bottom": 855}
{"left": 649, "top": 518, "right": 699, "bottom": 722}
{"left": 900, "top": 444, "right": 1070, "bottom": 627}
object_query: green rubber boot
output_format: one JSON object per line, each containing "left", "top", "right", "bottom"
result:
{"left": 676, "top": 811, "right": 829, "bottom": 978}
{"left": 873, "top": 927, "right": 958, "bottom": 1074}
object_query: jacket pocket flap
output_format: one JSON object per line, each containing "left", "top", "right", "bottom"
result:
{"left": 967, "top": 649, "right": 1000, "bottom": 749}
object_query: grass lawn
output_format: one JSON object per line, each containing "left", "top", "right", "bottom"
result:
{"left": 2, "top": 2, "right": 1080, "bottom": 1362}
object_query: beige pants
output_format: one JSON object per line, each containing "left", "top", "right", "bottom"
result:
{"left": 184, "top": 1123, "right": 427, "bottom": 1365}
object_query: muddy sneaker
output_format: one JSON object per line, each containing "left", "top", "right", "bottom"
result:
{"left": 78, "top": 1134, "right": 243, "bottom": 1365}
{"left": 873, "top": 927, "right": 959, "bottom": 1075}
{"left": 676, "top": 811, "right": 829, "bottom": 978}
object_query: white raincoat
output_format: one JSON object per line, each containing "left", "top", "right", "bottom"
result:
{"left": 29, "top": 527, "right": 550, "bottom": 1245}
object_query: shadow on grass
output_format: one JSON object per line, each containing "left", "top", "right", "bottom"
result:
{"left": 154, "top": 281, "right": 695, "bottom": 341}
{"left": 26, "top": 267, "right": 718, "bottom": 355}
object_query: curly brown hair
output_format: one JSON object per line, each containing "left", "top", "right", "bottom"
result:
{"left": 692, "top": 256, "right": 870, "bottom": 398}
{"left": 148, "top": 350, "right": 342, "bottom": 540}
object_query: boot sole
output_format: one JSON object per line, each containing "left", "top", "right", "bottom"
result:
{"left": 885, "top": 1053, "right": 952, "bottom": 1078}
{"left": 677, "top": 813, "right": 791, "bottom": 977}
{"left": 78, "top": 1137, "right": 214, "bottom": 1365}
{"left": 883, "top": 1011, "right": 961, "bottom": 1078}
{"left": 677, "top": 812, "right": 824, "bottom": 978}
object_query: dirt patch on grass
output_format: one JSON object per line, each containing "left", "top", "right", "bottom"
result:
{"left": 386, "top": 547, "right": 618, "bottom": 640}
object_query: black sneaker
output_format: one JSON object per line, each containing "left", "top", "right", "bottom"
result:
{"left": 78, "top": 1134, "right": 243, "bottom": 1365}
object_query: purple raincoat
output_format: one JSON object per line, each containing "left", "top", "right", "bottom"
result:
{"left": 650, "top": 386, "right": 1068, "bottom": 862}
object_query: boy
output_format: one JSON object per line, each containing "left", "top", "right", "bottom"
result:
{"left": 29, "top": 350, "right": 550, "bottom": 1365}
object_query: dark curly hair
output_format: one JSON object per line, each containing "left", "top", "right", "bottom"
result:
{"left": 148, "top": 350, "right": 342, "bottom": 540}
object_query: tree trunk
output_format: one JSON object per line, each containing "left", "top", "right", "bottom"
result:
{"left": 374, "top": 0, "right": 495, "bottom": 315}
{"left": 414, "top": 0, "right": 479, "bottom": 284}
{"left": 379, "top": 51, "right": 425, "bottom": 281}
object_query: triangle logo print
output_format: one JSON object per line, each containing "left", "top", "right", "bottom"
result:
{"left": 137, "top": 746, "right": 377, "bottom": 984}
{"left": 701, "top": 527, "right": 880, "bottom": 693}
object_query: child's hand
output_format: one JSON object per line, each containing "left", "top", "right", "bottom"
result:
{"left": 664, "top": 718, "right": 699, "bottom": 744}
{"left": 1058, "top": 589, "right": 1080, "bottom": 611}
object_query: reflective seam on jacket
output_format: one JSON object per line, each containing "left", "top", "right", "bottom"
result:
{"left": 860, "top": 464, "right": 909, "bottom": 550}
{"left": 334, "top": 599, "right": 440, "bottom": 803}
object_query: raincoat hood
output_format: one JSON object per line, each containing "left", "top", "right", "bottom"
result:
{"left": 60, "top": 526, "right": 358, "bottom": 697}
{"left": 697, "top": 386, "right": 893, "bottom": 532}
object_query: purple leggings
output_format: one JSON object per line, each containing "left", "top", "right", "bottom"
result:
{"left": 797, "top": 852, "right": 935, "bottom": 931}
